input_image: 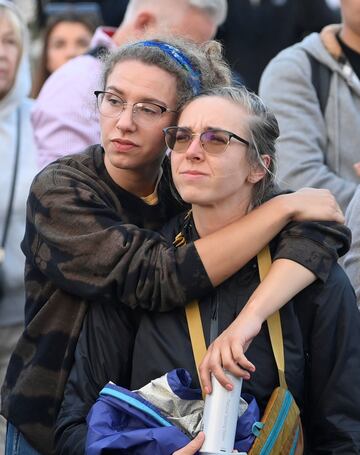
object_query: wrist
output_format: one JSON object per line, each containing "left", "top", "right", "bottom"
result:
{"left": 239, "top": 298, "right": 267, "bottom": 326}
{"left": 272, "top": 193, "right": 298, "bottom": 221}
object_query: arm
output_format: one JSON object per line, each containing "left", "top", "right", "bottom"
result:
{"left": 259, "top": 49, "right": 357, "bottom": 212}
{"left": 197, "top": 189, "right": 346, "bottom": 286}
{"left": 200, "top": 212, "right": 351, "bottom": 391}
{"left": 32, "top": 55, "right": 101, "bottom": 168}
{"left": 200, "top": 259, "right": 317, "bottom": 392}
{"left": 27, "top": 160, "right": 344, "bottom": 312}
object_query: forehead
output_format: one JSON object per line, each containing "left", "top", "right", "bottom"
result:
{"left": 49, "top": 21, "right": 92, "bottom": 39}
{"left": 179, "top": 96, "right": 249, "bottom": 130}
{"left": 106, "top": 59, "right": 178, "bottom": 105}
{"left": 0, "top": 13, "right": 19, "bottom": 35}
{"left": 0, "top": 15, "right": 22, "bottom": 53}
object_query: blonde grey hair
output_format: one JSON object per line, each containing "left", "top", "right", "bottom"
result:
{"left": 0, "top": 3, "right": 24, "bottom": 53}
{"left": 124, "top": 0, "right": 227, "bottom": 27}
{"left": 101, "top": 37, "right": 232, "bottom": 109}
{"left": 188, "top": 85, "right": 279, "bottom": 206}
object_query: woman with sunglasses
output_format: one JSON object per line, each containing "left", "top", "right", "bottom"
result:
{"left": 52, "top": 45, "right": 355, "bottom": 453}
{"left": 129, "top": 87, "right": 359, "bottom": 453}
{"left": 101, "top": 86, "right": 360, "bottom": 453}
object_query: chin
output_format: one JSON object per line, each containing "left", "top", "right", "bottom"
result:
{"left": 109, "top": 152, "right": 139, "bottom": 168}
{"left": 179, "top": 190, "right": 209, "bottom": 206}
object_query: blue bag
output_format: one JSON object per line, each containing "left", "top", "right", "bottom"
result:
{"left": 86, "top": 369, "right": 259, "bottom": 455}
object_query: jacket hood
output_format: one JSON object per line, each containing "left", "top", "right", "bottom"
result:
{"left": 0, "top": 0, "right": 31, "bottom": 117}
{"left": 298, "top": 26, "right": 343, "bottom": 68}
{"left": 298, "top": 25, "right": 360, "bottom": 94}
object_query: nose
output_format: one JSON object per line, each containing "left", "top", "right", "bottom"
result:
{"left": 65, "top": 45, "right": 80, "bottom": 61}
{"left": 0, "top": 42, "right": 6, "bottom": 58}
{"left": 114, "top": 104, "right": 136, "bottom": 132}
{"left": 184, "top": 134, "right": 204, "bottom": 161}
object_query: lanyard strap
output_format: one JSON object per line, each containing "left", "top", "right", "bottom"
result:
{"left": 1, "top": 108, "right": 21, "bottom": 263}
{"left": 185, "top": 245, "right": 287, "bottom": 394}
{"left": 257, "top": 246, "right": 287, "bottom": 389}
{"left": 185, "top": 300, "right": 208, "bottom": 397}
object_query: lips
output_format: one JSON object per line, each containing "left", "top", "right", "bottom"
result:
{"left": 180, "top": 170, "right": 208, "bottom": 176}
{"left": 110, "top": 138, "right": 138, "bottom": 152}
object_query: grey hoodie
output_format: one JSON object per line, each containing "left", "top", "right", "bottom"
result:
{"left": 259, "top": 25, "right": 360, "bottom": 212}
{"left": 0, "top": 0, "right": 37, "bottom": 326}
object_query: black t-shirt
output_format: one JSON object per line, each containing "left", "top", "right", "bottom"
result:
{"left": 337, "top": 35, "right": 360, "bottom": 79}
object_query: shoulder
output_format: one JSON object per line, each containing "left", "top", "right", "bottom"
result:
{"left": 30, "top": 146, "right": 103, "bottom": 198}
{"left": 260, "top": 34, "right": 322, "bottom": 91}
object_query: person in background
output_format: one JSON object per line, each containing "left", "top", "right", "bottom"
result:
{"left": 216, "top": 0, "right": 340, "bottom": 92}
{"left": 259, "top": 0, "right": 359, "bottom": 213}
{"left": 56, "top": 85, "right": 360, "bottom": 454}
{"left": 31, "top": 0, "right": 228, "bottom": 168}
{"left": 343, "top": 187, "right": 360, "bottom": 308}
{"left": 0, "top": 1, "right": 38, "bottom": 453}
{"left": 31, "top": 13, "right": 97, "bottom": 98}
{"left": 2, "top": 34, "right": 346, "bottom": 455}
{"left": 35, "top": 0, "right": 129, "bottom": 29}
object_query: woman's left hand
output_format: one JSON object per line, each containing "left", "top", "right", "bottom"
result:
{"left": 198, "top": 309, "right": 261, "bottom": 394}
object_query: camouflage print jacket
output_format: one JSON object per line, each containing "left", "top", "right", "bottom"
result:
{"left": 0, "top": 145, "right": 350, "bottom": 454}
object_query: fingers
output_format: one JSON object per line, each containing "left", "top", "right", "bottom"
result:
{"left": 219, "top": 345, "right": 254, "bottom": 383}
{"left": 173, "top": 432, "right": 205, "bottom": 455}
{"left": 293, "top": 188, "right": 344, "bottom": 223}
{"left": 199, "top": 343, "right": 255, "bottom": 393}
{"left": 199, "top": 345, "right": 217, "bottom": 394}
{"left": 230, "top": 345, "right": 256, "bottom": 375}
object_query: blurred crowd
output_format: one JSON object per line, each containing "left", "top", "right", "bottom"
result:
{"left": 1, "top": 0, "right": 360, "bottom": 454}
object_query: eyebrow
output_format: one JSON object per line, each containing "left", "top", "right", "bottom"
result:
{"left": 3, "top": 31, "right": 17, "bottom": 38}
{"left": 178, "top": 125, "right": 226, "bottom": 131}
{"left": 105, "top": 86, "right": 168, "bottom": 107}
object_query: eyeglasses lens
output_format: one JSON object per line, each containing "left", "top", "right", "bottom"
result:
{"left": 165, "top": 128, "right": 190, "bottom": 151}
{"left": 166, "top": 128, "right": 231, "bottom": 154}
{"left": 97, "top": 92, "right": 164, "bottom": 123}
{"left": 201, "top": 131, "right": 230, "bottom": 154}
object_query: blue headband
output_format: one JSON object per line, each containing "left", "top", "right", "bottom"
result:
{"left": 136, "top": 40, "right": 201, "bottom": 95}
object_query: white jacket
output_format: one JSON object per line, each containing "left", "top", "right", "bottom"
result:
{"left": 0, "top": 0, "right": 38, "bottom": 326}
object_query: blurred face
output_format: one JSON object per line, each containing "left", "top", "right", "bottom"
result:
{"left": 171, "top": 6, "right": 217, "bottom": 43}
{"left": 171, "top": 96, "right": 264, "bottom": 210}
{"left": 341, "top": 0, "right": 360, "bottom": 38}
{"left": 0, "top": 15, "right": 21, "bottom": 100}
{"left": 100, "top": 60, "right": 178, "bottom": 179}
{"left": 46, "top": 21, "right": 92, "bottom": 73}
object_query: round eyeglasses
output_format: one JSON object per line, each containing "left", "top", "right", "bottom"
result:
{"left": 163, "top": 126, "right": 249, "bottom": 155}
{"left": 94, "top": 91, "right": 177, "bottom": 124}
